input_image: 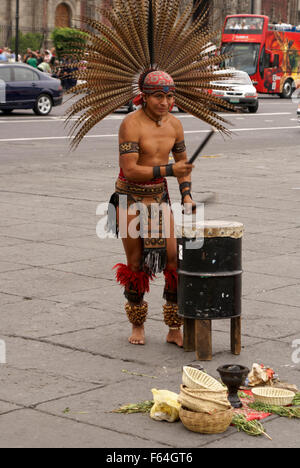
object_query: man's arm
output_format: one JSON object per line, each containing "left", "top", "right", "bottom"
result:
{"left": 172, "top": 120, "right": 195, "bottom": 208}
{"left": 119, "top": 118, "right": 155, "bottom": 182}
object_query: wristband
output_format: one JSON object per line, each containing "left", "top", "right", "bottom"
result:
{"left": 165, "top": 164, "right": 175, "bottom": 177}
{"left": 153, "top": 166, "right": 161, "bottom": 179}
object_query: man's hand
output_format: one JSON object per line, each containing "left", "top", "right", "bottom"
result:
{"left": 173, "top": 160, "right": 194, "bottom": 178}
{"left": 182, "top": 194, "right": 197, "bottom": 214}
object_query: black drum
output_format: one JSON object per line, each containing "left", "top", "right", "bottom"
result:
{"left": 177, "top": 221, "right": 244, "bottom": 321}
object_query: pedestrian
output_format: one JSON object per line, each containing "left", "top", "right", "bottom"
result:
{"left": 37, "top": 56, "right": 51, "bottom": 74}
{"left": 7, "top": 49, "right": 16, "bottom": 63}
{"left": 23, "top": 48, "right": 31, "bottom": 63}
{"left": 51, "top": 58, "right": 61, "bottom": 79}
{"left": 66, "top": 0, "right": 232, "bottom": 348}
{"left": 49, "top": 47, "right": 56, "bottom": 67}
{"left": 0, "top": 48, "right": 7, "bottom": 62}
{"left": 0, "top": 47, "right": 9, "bottom": 62}
{"left": 35, "top": 51, "right": 43, "bottom": 66}
{"left": 27, "top": 52, "right": 38, "bottom": 68}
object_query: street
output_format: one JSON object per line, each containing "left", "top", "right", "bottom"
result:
{"left": 0, "top": 95, "right": 299, "bottom": 448}
{"left": 0, "top": 96, "right": 299, "bottom": 152}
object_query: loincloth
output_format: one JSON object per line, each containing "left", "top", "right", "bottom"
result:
{"left": 107, "top": 177, "right": 171, "bottom": 275}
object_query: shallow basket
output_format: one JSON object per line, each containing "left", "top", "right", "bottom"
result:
{"left": 179, "top": 407, "right": 234, "bottom": 434}
{"left": 182, "top": 366, "right": 224, "bottom": 391}
{"left": 252, "top": 387, "right": 295, "bottom": 406}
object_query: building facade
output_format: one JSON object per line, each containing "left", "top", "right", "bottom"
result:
{"left": 0, "top": 1, "right": 103, "bottom": 32}
{"left": 0, "top": 0, "right": 105, "bottom": 46}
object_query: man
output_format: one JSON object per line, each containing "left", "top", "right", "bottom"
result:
{"left": 109, "top": 70, "right": 195, "bottom": 347}
{"left": 66, "top": 0, "right": 233, "bottom": 349}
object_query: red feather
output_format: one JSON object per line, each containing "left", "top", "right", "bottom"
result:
{"left": 113, "top": 264, "right": 153, "bottom": 294}
{"left": 164, "top": 269, "right": 178, "bottom": 291}
{"left": 133, "top": 94, "right": 143, "bottom": 107}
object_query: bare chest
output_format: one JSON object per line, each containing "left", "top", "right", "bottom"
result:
{"left": 139, "top": 124, "right": 176, "bottom": 165}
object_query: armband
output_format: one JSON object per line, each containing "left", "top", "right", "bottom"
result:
{"left": 181, "top": 191, "right": 193, "bottom": 204}
{"left": 180, "top": 182, "right": 192, "bottom": 193}
{"left": 172, "top": 140, "right": 186, "bottom": 154}
{"left": 119, "top": 142, "right": 140, "bottom": 155}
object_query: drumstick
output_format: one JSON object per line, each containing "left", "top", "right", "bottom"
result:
{"left": 188, "top": 130, "right": 215, "bottom": 164}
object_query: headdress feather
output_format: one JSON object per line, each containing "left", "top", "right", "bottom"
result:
{"left": 66, "top": 0, "right": 234, "bottom": 149}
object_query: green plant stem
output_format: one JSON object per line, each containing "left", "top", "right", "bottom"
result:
{"left": 249, "top": 402, "right": 300, "bottom": 418}
{"left": 232, "top": 414, "right": 272, "bottom": 440}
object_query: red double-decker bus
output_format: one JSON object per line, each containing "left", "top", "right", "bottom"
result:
{"left": 221, "top": 14, "right": 300, "bottom": 98}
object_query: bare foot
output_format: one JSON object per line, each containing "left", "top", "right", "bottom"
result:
{"left": 129, "top": 325, "right": 145, "bottom": 345}
{"left": 167, "top": 328, "right": 183, "bottom": 348}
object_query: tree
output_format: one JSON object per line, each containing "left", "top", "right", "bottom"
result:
{"left": 51, "top": 27, "right": 87, "bottom": 59}
{"left": 10, "top": 31, "right": 43, "bottom": 55}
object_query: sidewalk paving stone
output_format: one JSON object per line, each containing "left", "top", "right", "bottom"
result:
{"left": 0, "top": 268, "right": 102, "bottom": 298}
{"left": 0, "top": 299, "right": 123, "bottom": 338}
{"left": 0, "top": 222, "right": 92, "bottom": 243}
{"left": 0, "top": 365, "right": 100, "bottom": 407}
{"left": 246, "top": 284, "right": 300, "bottom": 308}
{"left": 1, "top": 335, "right": 155, "bottom": 389}
{"left": 0, "top": 242, "right": 103, "bottom": 267}
{"left": 46, "top": 318, "right": 263, "bottom": 367}
{"left": 0, "top": 409, "right": 166, "bottom": 448}
{"left": 244, "top": 254, "right": 300, "bottom": 279}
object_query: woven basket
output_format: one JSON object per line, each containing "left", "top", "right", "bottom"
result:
{"left": 252, "top": 387, "right": 295, "bottom": 406}
{"left": 180, "top": 406, "right": 234, "bottom": 434}
{"left": 178, "top": 385, "right": 231, "bottom": 413}
{"left": 182, "top": 366, "right": 224, "bottom": 391}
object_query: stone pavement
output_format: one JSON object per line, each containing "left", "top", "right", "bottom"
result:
{"left": 0, "top": 124, "right": 299, "bottom": 448}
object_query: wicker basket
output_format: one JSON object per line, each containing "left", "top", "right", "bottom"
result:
{"left": 180, "top": 406, "right": 234, "bottom": 434}
{"left": 252, "top": 387, "right": 295, "bottom": 406}
{"left": 178, "top": 385, "right": 231, "bottom": 413}
{"left": 182, "top": 366, "right": 224, "bottom": 391}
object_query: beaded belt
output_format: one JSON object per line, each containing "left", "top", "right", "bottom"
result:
{"left": 116, "top": 178, "right": 165, "bottom": 197}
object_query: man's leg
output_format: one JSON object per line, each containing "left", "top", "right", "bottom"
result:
{"left": 114, "top": 207, "right": 150, "bottom": 345}
{"left": 163, "top": 206, "right": 184, "bottom": 347}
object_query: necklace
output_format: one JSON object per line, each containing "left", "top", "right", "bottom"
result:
{"left": 143, "top": 108, "right": 162, "bottom": 127}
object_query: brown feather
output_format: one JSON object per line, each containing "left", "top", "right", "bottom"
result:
{"left": 66, "top": 0, "right": 234, "bottom": 148}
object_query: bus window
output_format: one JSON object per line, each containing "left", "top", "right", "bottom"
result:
{"left": 289, "top": 52, "right": 299, "bottom": 72}
{"left": 221, "top": 43, "right": 260, "bottom": 76}
{"left": 224, "top": 17, "right": 264, "bottom": 34}
{"left": 264, "top": 51, "right": 271, "bottom": 69}
{"left": 273, "top": 55, "right": 279, "bottom": 68}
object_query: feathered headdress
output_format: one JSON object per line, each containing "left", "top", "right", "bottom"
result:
{"left": 66, "top": 0, "right": 234, "bottom": 149}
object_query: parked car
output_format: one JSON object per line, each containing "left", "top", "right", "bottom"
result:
{"left": 211, "top": 69, "right": 259, "bottom": 113}
{"left": 117, "top": 100, "right": 137, "bottom": 113}
{"left": 0, "top": 63, "right": 63, "bottom": 116}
